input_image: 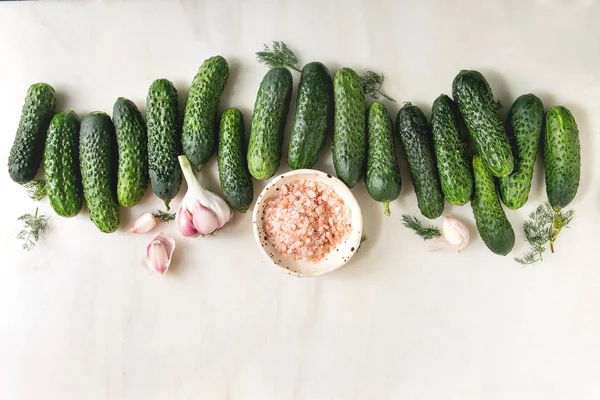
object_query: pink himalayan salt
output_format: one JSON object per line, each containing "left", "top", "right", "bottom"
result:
{"left": 263, "top": 179, "right": 352, "bottom": 263}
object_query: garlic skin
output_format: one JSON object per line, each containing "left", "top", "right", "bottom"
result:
{"left": 442, "top": 216, "right": 470, "bottom": 252}
{"left": 143, "top": 232, "right": 176, "bottom": 276}
{"left": 128, "top": 212, "right": 158, "bottom": 234}
{"left": 176, "top": 155, "right": 232, "bottom": 237}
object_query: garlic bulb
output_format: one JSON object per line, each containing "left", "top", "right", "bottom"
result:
{"left": 176, "top": 155, "right": 232, "bottom": 237}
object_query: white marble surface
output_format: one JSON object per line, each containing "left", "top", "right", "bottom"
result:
{"left": 0, "top": 1, "right": 599, "bottom": 399}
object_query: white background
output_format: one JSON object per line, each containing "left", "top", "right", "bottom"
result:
{"left": 0, "top": 1, "right": 598, "bottom": 399}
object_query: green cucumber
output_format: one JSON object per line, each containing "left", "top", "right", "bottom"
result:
{"left": 247, "top": 67, "right": 293, "bottom": 180}
{"left": 80, "top": 112, "right": 120, "bottom": 233}
{"left": 8, "top": 83, "right": 56, "bottom": 184}
{"left": 366, "top": 101, "right": 401, "bottom": 216}
{"left": 471, "top": 155, "right": 515, "bottom": 255}
{"left": 182, "top": 55, "right": 229, "bottom": 169}
{"left": 544, "top": 106, "right": 581, "bottom": 210}
{"left": 44, "top": 111, "right": 82, "bottom": 217}
{"left": 332, "top": 67, "right": 366, "bottom": 188}
{"left": 288, "top": 62, "right": 333, "bottom": 169}
{"left": 499, "top": 94, "right": 544, "bottom": 209}
{"left": 218, "top": 108, "right": 254, "bottom": 213}
{"left": 147, "top": 78, "right": 182, "bottom": 210}
{"left": 431, "top": 94, "right": 473, "bottom": 206}
{"left": 396, "top": 103, "right": 444, "bottom": 219}
{"left": 113, "top": 97, "right": 148, "bottom": 208}
{"left": 452, "top": 70, "right": 514, "bottom": 177}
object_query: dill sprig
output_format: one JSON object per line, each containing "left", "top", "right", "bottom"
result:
{"left": 550, "top": 207, "right": 575, "bottom": 253}
{"left": 152, "top": 209, "right": 176, "bottom": 222}
{"left": 360, "top": 71, "right": 396, "bottom": 102}
{"left": 24, "top": 179, "right": 46, "bottom": 201}
{"left": 401, "top": 214, "right": 441, "bottom": 240}
{"left": 515, "top": 202, "right": 575, "bottom": 265}
{"left": 17, "top": 207, "right": 49, "bottom": 251}
{"left": 514, "top": 204, "right": 553, "bottom": 265}
{"left": 256, "top": 41, "right": 301, "bottom": 72}
{"left": 357, "top": 235, "right": 368, "bottom": 252}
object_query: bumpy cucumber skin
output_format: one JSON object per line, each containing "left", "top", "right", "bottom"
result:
{"left": 113, "top": 98, "right": 148, "bottom": 208}
{"left": 452, "top": 70, "right": 514, "bottom": 177}
{"left": 471, "top": 155, "right": 515, "bottom": 256}
{"left": 544, "top": 106, "right": 581, "bottom": 210}
{"left": 80, "top": 112, "right": 120, "bottom": 233}
{"left": 8, "top": 83, "right": 56, "bottom": 184}
{"left": 247, "top": 67, "right": 293, "bottom": 180}
{"left": 499, "top": 94, "right": 544, "bottom": 210}
{"left": 218, "top": 108, "right": 254, "bottom": 213}
{"left": 44, "top": 111, "right": 82, "bottom": 217}
{"left": 332, "top": 67, "right": 366, "bottom": 188}
{"left": 182, "top": 56, "right": 229, "bottom": 169}
{"left": 147, "top": 79, "right": 182, "bottom": 210}
{"left": 396, "top": 103, "right": 444, "bottom": 219}
{"left": 366, "top": 101, "right": 401, "bottom": 215}
{"left": 288, "top": 62, "right": 333, "bottom": 170}
{"left": 431, "top": 94, "right": 473, "bottom": 206}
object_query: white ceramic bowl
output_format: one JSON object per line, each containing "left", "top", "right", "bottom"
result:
{"left": 252, "top": 169, "right": 363, "bottom": 277}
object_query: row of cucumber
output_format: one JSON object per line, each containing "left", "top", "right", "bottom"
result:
{"left": 364, "top": 71, "right": 581, "bottom": 255}
{"left": 363, "top": 71, "right": 580, "bottom": 256}
{"left": 7, "top": 54, "right": 581, "bottom": 257}
{"left": 7, "top": 56, "right": 243, "bottom": 233}
{"left": 244, "top": 61, "right": 581, "bottom": 256}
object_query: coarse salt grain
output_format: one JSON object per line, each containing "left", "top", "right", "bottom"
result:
{"left": 263, "top": 179, "right": 352, "bottom": 263}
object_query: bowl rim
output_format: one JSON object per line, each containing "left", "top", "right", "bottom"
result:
{"left": 252, "top": 169, "right": 363, "bottom": 277}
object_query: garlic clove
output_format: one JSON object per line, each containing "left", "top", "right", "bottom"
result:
{"left": 442, "top": 216, "right": 470, "bottom": 252}
{"left": 128, "top": 212, "right": 158, "bottom": 234}
{"left": 427, "top": 236, "right": 456, "bottom": 252}
{"left": 143, "top": 232, "right": 176, "bottom": 276}
{"left": 192, "top": 203, "right": 220, "bottom": 235}
{"left": 176, "top": 205, "right": 200, "bottom": 237}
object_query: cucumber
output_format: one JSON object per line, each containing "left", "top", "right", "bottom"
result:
{"left": 147, "top": 78, "right": 182, "bottom": 210}
{"left": 288, "top": 62, "right": 333, "bottom": 169}
{"left": 80, "top": 112, "right": 120, "bottom": 233}
{"left": 8, "top": 83, "right": 56, "bottom": 184}
{"left": 182, "top": 55, "right": 229, "bottom": 169}
{"left": 452, "top": 70, "right": 514, "bottom": 177}
{"left": 44, "top": 111, "right": 82, "bottom": 217}
{"left": 431, "top": 94, "right": 473, "bottom": 206}
{"left": 113, "top": 97, "right": 148, "bottom": 208}
{"left": 396, "top": 103, "right": 444, "bottom": 219}
{"left": 366, "top": 101, "right": 401, "bottom": 216}
{"left": 544, "top": 106, "right": 581, "bottom": 210}
{"left": 471, "top": 155, "right": 515, "bottom": 255}
{"left": 218, "top": 108, "right": 253, "bottom": 213}
{"left": 499, "top": 94, "right": 544, "bottom": 209}
{"left": 332, "top": 67, "right": 366, "bottom": 188}
{"left": 247, "top": 67, "right": 293, "bottom": 180}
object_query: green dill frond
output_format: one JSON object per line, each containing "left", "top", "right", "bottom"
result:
{"left": 401, "top": 214, "right": 441, "bottom": 240}
{"left": 360, "top": 71, "right": 396, "bottom": 102}
{"left": 152, "top": 209, "right": 176, "bottom": 222}
{"left": 23, "top": 179, "right": 47, "bottom": 201}
{"left": 550, "top": 205, "right": 575, "bottom": 252}
{"left": 515, "top": 249, "right": 543, "bottom": 266}
{"left": 16, "top": 207, "right": 49, "bottom": 251}
{"left": 554, "top": 208, "right": 575, "bottom": 230}
{"left": 357, "top": 235, "right": 368, "bottom": 252}
{"left": 515, "top": 202, "right": 575, "bottom": 264}
{"left": 255, "top": 41, "right": 301, "bottom": 71}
